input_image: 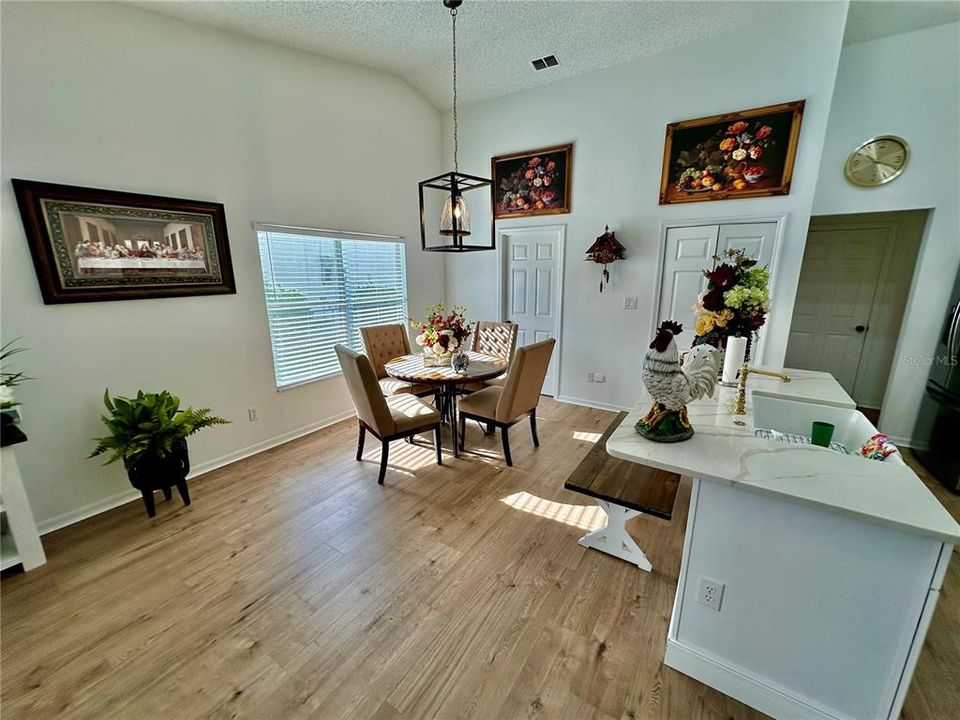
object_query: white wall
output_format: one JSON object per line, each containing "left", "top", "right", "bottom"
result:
{"left": 443, "top": 1, "right": 848, "bottom": 410}
{"left": 812, "top": 22, "right": 960, "bottom": 445}
{"left": 1, "top": 2, "right": 442, "bottom": 528}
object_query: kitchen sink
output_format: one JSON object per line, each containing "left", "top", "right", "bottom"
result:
{"left": 751, "top": 392, "right": 903, "bottom": 464}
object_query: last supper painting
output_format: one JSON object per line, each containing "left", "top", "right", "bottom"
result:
{"left": 13, "top": 180, "right": 235, "bottom": 303}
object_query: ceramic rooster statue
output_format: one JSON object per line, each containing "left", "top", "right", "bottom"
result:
{"left": 637, "top": 320, "right": 721, "bottom": 442}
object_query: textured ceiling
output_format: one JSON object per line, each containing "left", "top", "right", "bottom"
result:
{"left": 844, "top": 1, "right": 960, "bottom": 45}
{"left": 134, "top": 0, "right": 764, "bottom": 109}
{"left": 134, "top": 1, "right": 960, "bottom": 109}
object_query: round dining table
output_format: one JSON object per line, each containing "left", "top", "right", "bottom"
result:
{"left": 384, "top": 351, "right": 508, "bottom": 457}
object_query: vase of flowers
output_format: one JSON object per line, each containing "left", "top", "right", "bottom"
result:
{"left": 410, "top": 303, "right": 473, "bottom": 368}
{"left": 692, "top": 248, "right": 770, "bottom": 356}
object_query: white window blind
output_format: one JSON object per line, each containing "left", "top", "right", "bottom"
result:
{"left": 256, "top": 226, "right": 408, "bottom": 389}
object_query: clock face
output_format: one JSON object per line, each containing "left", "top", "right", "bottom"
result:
{"left": 844, "top": 135, "right": 909, "bottom": 186}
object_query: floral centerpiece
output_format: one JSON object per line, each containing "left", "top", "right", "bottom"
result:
{"left": 1, "top": 339, "right": 31, "bottom": 446}
{"left": 675, "top": 119, "right": 777, "bottom": 195}
{"left": 692, "top": 248, "right": 770, "bottom": 355}
{"left": 410, "top": 303, "right": 473, "bottom": 367}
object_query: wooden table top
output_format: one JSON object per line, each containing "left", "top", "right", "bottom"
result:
{"left": 384, "top": 351, "right": 508, "bottom": 385}
{"left": 564, "top": 411, "right": 681, "bottom": 520}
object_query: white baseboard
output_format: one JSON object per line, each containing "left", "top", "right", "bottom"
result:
{"left": 554, "top": 394, "right": 631, "bottom": 413}
{"left": 664, "top": 639, "right": 842, "bottom": 720}
{"left": 37, "top": 409, "right": 355, "bottom": 536}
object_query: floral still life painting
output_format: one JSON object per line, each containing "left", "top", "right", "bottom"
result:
{"left": 692, "top": 248, "right": 771, "bottom": 353}
{"left": 659, "top": 101, "right": 804, "bottom": 204}
{"left": 492, "top": 143, "right": 572, "bottom": 219}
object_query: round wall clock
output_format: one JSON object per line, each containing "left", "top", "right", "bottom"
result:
{"left": 844, "top": 135, "right": 909, "bottom": 186}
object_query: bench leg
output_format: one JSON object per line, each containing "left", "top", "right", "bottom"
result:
{"left": 577, "top": 499, "right": 652, "bottom": 572}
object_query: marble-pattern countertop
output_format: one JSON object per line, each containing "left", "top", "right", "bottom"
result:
{"left": 607, "top": 368, "right": 960, "bottom": 544}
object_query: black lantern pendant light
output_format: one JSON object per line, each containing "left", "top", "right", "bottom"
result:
{"left": 419, "top": 0, "right": 494, "bottom": 252}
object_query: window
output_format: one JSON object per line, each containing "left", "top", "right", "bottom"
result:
{"left": 255, "top": 225, "right": 408, "bottom": 389}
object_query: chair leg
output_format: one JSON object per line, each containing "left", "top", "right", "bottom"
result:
{"left": 162, "top": 486, "right": 172, "bottom": 501}
{"left": 435, "top": 425, "right": 443, "bottom": 466}
{"left": 459, "top": 414, "right": 466, "bottom": 450}
{"left": 378, "top": 440, "right": 389, "bottom": 485}
{"left": 484, "top": 421, "right": 495, "bottom": 436}
{"left": 530, "top": 411, "right": 539, "bottom": 448}
{"left": 356, "top": 423, "right": 366, "bottom": 461}
{"left": 501, "top": 426, "right": 513, "bottom": 467}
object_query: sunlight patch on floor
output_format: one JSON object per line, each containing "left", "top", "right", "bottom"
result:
{"left": 572, "top": 430, "right": 603, "bottom": 443}
{"left": 500, "top": 491, "right": 604, "bottom": 531}
{"left": 363, "top": 439, "right": 437, "bottom": 473}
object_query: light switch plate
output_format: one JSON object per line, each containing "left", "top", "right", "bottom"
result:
{"left": 623, "top": 296, "right": 638, "bottom": 310}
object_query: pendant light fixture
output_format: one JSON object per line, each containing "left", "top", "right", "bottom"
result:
{"left": 419, "top": 0, "right": 494, "bottom": 252}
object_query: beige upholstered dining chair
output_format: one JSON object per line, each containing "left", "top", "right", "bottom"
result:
{"left": 463, "top": 320, "right": 518, "bottom": 391}
{"left": 360, "top": 323, "right": 433, "bottom": 397}
{"left": 335, "top": 344, "right": 442, "bottom": 485}
{"left": 456, "top": 338, "right": 555, "bottom": 466}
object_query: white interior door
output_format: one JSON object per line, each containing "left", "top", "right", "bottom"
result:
{"left": 784, "top": 228, "right": 887, "bottom": 395}
{"left": 659, "top": 222, "right": 779, "bottom": 352}
{"left": 717, "top": 222, "right": 777, "bottom": 268}
{"left": 502, "top": 226, "right": 563, "bottom": 396}
{"left": 658, "top": 225, "right": 719, "bottom": 350}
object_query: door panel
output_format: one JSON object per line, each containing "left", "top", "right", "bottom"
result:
{"left": 784, "top": 228, "right": 886, "bottom": 395}
{"left": 504, "top": 227, "right": 563, "bottom": 396}
{"left": 717, "top": 222, "right": 777, "bottom": 269}
{"left": 659, "top": 222, "right": 779, "bottom": 354}
{"left": 659, "top": 225, "right": 719, "bottom": 349}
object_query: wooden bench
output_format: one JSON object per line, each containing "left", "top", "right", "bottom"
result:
{"left": 564, "top": 411, "right": 681, "bottom": 571}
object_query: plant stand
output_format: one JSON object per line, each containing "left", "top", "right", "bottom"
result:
{"left": 128, "top": 439, "right": 192, "bottom": 518}
{"left": 1, "top": 445, "right": 46, "bottom": 571}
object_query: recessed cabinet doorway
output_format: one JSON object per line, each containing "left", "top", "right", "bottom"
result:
{"left": 657, "top": 221, "right": 779, "bottom": 350}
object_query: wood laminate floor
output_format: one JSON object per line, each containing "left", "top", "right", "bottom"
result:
{"left": 2, "top": 399, "right": 958, "bottom": 719}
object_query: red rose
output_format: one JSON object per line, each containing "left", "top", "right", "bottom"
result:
{"left": 727, "top": 121, "right": 749, "bottom": 135}
{"left": 749, "top": 145, "right": 763, "bottom": 159}
{"left": 702, "top": 288, "right": 726, "bottom": 311}
{"left": 543, "top": 175, "right": 552, "bottom": 186}
{"left": 524, "top": 169, "right": 536, "bottom": 180}
{"left": 529, "top": 157, "right": 541, "bottom": 167}
{"left": 707, "top": 264, "right": 737, "bottom": 289}
{"left": 541, "top": 190, "right": 556, "bottom": 204}
{"left": 755, "top": 125, "right": 772, "bottom": 140}
{"left": 546, "top": 160, "right": 556, "bottom": 172}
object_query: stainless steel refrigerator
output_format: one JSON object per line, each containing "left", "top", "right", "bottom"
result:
{"left": 915, "top": 269, "right": 960, "bottom": 491}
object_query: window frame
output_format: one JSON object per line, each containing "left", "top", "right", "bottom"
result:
{"left": 254, "top": 222, "right": 409, "bottom": 391}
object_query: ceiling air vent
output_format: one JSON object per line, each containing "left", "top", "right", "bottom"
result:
{"left": 531, "top": 54, "right": 560, "bottom": 71}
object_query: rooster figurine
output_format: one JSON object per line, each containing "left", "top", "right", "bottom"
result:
{"left": 637, "top": 320, "right": 721, "bottom": 442}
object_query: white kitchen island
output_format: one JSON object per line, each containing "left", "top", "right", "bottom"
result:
{"left": 606, "top": 369, "right": 959, "bottom": 720}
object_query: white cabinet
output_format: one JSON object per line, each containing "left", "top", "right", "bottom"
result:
{"left": 658, "top": 222, "right": 778, "bottom": 350}
{"left": 1, "top": 446, "right": 46, "bottom": 572}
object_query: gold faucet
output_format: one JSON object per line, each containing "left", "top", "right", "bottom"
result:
{"left": 733, "top": 363, "right": 791, "bottom": 415}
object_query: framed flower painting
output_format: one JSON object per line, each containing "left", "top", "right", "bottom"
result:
{"left": 658, "top": 101, "right": 805, "bottom": 205}
{"left": 491, "top": 143, "right": 572, "bottom": 219}
{"left": 12, "top": 180, "right": 235, "bottom": 304}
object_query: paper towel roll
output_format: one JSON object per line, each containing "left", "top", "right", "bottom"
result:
{"left": 722, "top": 336, "right": 748, "bottom": 384}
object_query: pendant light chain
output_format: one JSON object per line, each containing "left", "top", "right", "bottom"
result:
{"left": 451, "top": 6, "right": 459, "bottom": 172}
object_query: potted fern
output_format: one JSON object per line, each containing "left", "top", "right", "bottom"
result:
{"left": 90, "top": 390, "right": 229, "bottom": 517}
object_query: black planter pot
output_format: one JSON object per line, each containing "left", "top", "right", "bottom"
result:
{"left": 126, "top": 438, "right": 192, "bottom": 517}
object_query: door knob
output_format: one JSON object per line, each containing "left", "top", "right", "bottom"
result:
{"left": 855, "top": 325, "right": 867, "bottom": 333}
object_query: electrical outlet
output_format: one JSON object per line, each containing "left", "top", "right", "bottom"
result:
{"left": 586, "top": 372, "right": 595, "bottom": 382}
{"left": 594, "top": 373, "right": 605, "bottom": 383}
{"left": 247, "top": 407, "right": 259, "bottom": 422}
{"left": 697, "top": 576, "right": 724, "bottom": 611}
{"left": 623, "top": 296, "right": 638, "bottom": 310}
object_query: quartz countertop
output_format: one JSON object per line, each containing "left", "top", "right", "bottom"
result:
{"left": 606, "top": 368, "right": 960, "bottom": 544}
